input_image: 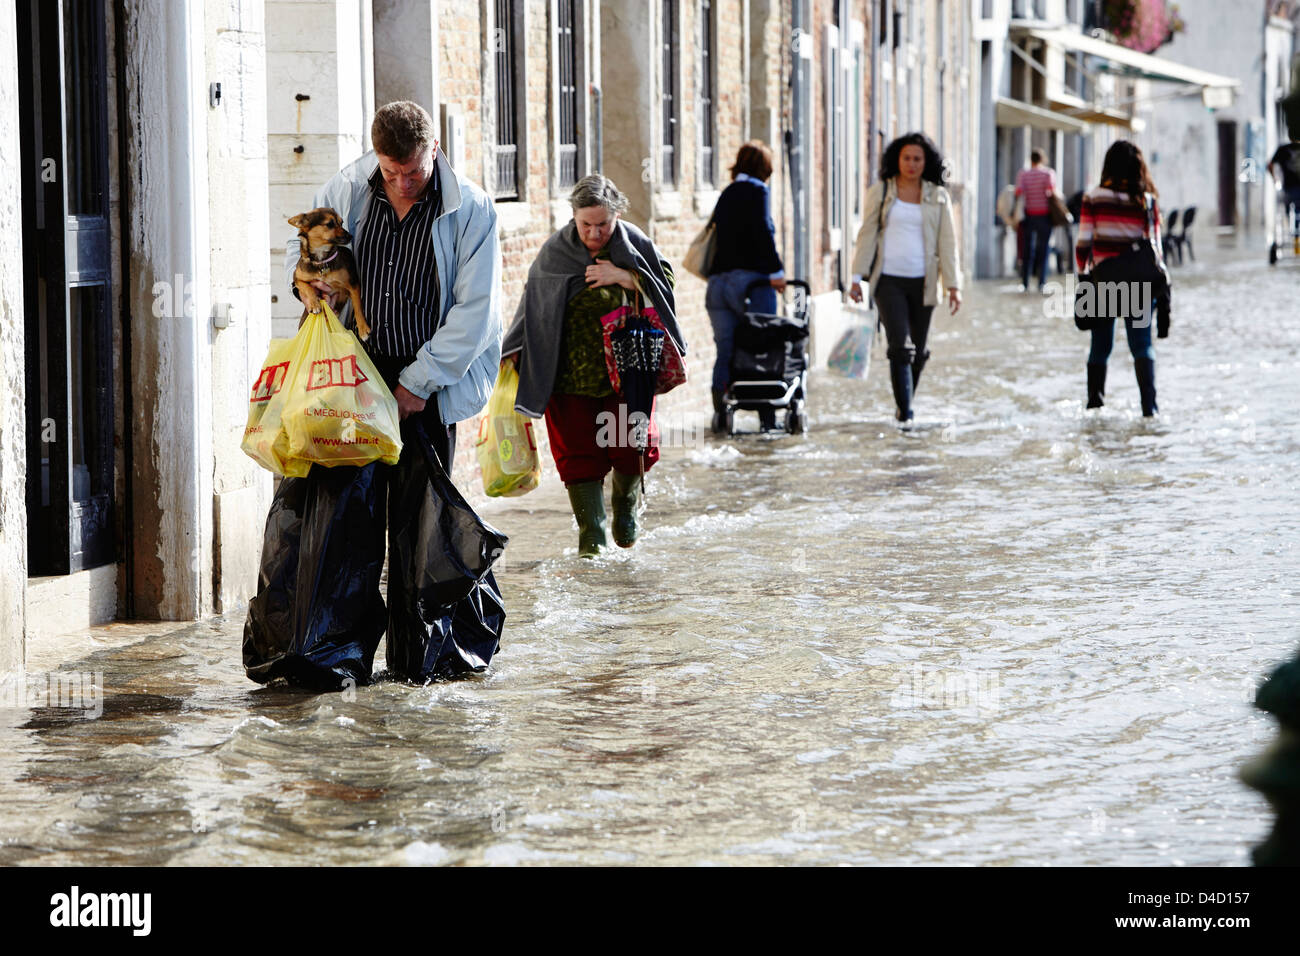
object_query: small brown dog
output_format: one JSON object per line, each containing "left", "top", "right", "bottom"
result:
{"left": 289, "top": 207, "right": 370, "bottom": 340}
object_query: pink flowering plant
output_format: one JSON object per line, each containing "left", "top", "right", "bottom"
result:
{"left": 1102, "top": 0, "right": 1185, "bottom": 54}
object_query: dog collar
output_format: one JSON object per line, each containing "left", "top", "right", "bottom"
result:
{"left": 311, "top": 249, "right": 339, "bottom": 269}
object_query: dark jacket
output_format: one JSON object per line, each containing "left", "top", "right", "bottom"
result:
{"left": 709, "top": 179, "right": 783, "bottom": 276}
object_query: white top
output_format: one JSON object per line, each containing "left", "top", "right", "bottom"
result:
{"left": 880, "top": 199, "right": 926, "bottom": 278}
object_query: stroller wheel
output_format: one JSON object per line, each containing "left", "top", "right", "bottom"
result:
{"left": 724, "top": 406, "right": 735, "bottom": 436}
{"left": 785, "top": 399, "right": 808, "bottom": 435}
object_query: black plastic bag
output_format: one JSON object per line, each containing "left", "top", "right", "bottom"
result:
{"left": 243, "top": 464, "right": 387, "bottom": 690}
{"left": 387, "top": 572, "right": 507, "bottom": 682}
{"left": 386, "top": 422, "right": 508, "bottom": 682}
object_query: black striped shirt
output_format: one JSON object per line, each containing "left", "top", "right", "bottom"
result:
{"left": 355, "top": 164, "right": 442, "bottom": 358}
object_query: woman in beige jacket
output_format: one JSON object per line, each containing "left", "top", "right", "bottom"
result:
{"left": 849, "top": 133, "right": 962, "bottom": 422}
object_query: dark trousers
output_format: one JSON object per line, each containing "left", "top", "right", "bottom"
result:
{"left": 705, "top": 269, "right": 778, "bottom": 392}
{"left": 1021, "top": 214, "right": 1053, "bottom": 289}
{"left": 371, "top": 356, "right": 456, "bottom": 638}
{"left": 873, "top": 274, "right": 934, "bottom": 420}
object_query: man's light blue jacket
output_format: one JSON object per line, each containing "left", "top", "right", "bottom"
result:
{"left": 284, "top": 148, "right": 502, "bottom": 424}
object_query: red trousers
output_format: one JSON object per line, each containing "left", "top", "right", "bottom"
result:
{"left": 544, "top": 393, "right": 660, "bottom": 486}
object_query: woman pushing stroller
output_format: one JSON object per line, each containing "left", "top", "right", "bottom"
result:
{"left": 704, "top": 141, "right": 787, "bottom": 433}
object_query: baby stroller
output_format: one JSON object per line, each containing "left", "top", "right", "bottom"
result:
{"left": 723, "top": 278, "right": 811, "bottom": 435}
{"left": 1269, "top": 188, "right": 1300, "bottom": 265}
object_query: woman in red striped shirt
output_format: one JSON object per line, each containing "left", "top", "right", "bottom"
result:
{"left": 1074, "top": 140, "right": 1170, "bottom": 416}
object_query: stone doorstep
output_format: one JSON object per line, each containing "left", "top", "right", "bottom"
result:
{"left": 25, "top": 565, "right": 118, "bottom": 633}
{"left": 23, "top": 564, "right": 127, "bottom": 670}
{"left": 23, "top": 575, "right": 206, "bottom": 676}
{"left": 22, "top": 619, "right": 195, "bottom": 677}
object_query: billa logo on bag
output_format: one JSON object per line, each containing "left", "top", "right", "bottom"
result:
{"left": 307, "top": 355, "right": 370, "bottom": 391}
{"left": 249, "top": 361, "right": 290, "bottom": 403}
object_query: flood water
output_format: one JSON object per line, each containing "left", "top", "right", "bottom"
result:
{"left": 2, "top": 243, "right": 1295, "bottom": 865}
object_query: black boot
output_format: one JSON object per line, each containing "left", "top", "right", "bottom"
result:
{"left": 710, "top": 390, "right": 727, "bottom": 434}
{"left": 1134, "top": 358, "right": 1158, "bottom": 417}
{"left": 889, "top": 355, "right": 915, "bottom": 422}
{"left": 1086, "top": 363, "right": 1107, "bottom": 409}
{"left": 911, "top": 350, "right": 931, "bottom": 394}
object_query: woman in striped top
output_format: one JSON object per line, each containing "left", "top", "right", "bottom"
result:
{"left": 1074, "top": 140, "right": 1170, "bottom": 417}
{"left": 1015, "top": 148, "right": 1059, "bottom": 293}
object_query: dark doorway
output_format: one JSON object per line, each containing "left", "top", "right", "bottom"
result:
{"left": 18, "top": 0, "right": 116, "bottom": 575}
{"left": 1217, "top": 119, "right": 1238, "bottom": 229}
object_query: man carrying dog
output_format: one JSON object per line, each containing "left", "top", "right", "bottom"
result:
{"left": 287, "top": 100, "right": 501, "bottom": 457}
{"left": 252, "top": 100, "right": 502, "bottom": 685}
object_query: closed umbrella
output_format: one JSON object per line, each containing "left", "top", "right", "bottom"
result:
{"left": 609, "top": 312, "right": 664, "bottom": 488}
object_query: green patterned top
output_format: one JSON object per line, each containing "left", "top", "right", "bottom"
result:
{"left": 552, "top": 251, "right": 623, "bottom": 397}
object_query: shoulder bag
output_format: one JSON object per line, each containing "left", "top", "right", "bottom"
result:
{"left": 683, "top": 217, "right": 718, "bottom": 279}
{"left": 1048, "top": 192, "right": 1073, "bottom": 227}
{"left": 598, "top": 287, "right": 688, "bottom": 396}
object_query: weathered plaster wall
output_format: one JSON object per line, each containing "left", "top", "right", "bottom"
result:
{"left": 0, "top": 0, "right": 28, "bottom": 668}
{"left": 373, "top": 0, "right": 438, "bottom": 112}
{"left": 122, "top": 0, "right": 213, "bottom": 619}
{"left": 207, "top": 0, "right": 274, "bottom": 613}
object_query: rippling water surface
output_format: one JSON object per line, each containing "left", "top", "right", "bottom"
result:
{"left": 2, "top": 245, "right": 1295, "bottom": 865}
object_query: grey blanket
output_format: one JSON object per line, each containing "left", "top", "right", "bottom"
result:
{"left": 501, "top": 219, "right": 683, "bottom": 418}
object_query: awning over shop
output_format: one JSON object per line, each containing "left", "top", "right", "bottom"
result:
{"left": 995, "top": 96, "right": 1091, "bottom": 134}
{"left": 1012, "top": 24, "right": 1240, "bottom": 90}
{"left": 1047, "top": 96, "right": 1143, "bottom": 132}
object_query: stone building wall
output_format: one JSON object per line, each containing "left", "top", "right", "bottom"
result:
{"left": 0, "top": 0, "right": 27, "bottom": 668}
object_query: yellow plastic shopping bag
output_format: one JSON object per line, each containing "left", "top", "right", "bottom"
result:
{"left": 242, "top": 304, "right": 402, "bottom": 476}
{"left": 242, "top": 336, "right": 308, "bottom": 477}
{"left": 476, "top": 362, "right": 540, "bottom": 497}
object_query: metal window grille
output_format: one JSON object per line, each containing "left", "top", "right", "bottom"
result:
{"left": 492, "top": 0, "right": 519, "bottom": 200}
{"left": 556, "top": 0, "right": 579, "bottom": 189}
{"left": 699, "top": 0, "right": 714, "bottom": 186}
{"left": 19, "top": 0, "right": 115, "bottom": 574}
{"left": 826, "top": 26, "right": 843, "bottom": 245}
{"left": 661, "top": 0, "right": 677, "bottom": 187}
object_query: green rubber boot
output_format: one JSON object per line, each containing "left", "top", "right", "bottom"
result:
{"left": 610, "top": 470, "right": 642, "bottom": 548}
{"left": 566, "top": 481, "right": 608, "bottom": 558}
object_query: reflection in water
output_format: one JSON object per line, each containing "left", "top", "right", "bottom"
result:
{"left": 0, "top": 247, "right": 1292, "bottom": 864}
